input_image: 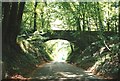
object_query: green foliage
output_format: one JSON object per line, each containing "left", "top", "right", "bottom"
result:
{"left": 20, "top": 2, "right": 119, "bottom": 33}
{"left": 96, "top": 39, "right": 118, "bottom": 77}
{"left": 7, "top": 31, "right": 53, "bottom": 76}
{"left": 4, "top": 1, "right": 119, "bottom": 78}
{"left": 68, "top": 35, "right": 119, "bottom": 78}
{"left": 44, "top": 39, "right": 72, "bottom": 62}
{"left": 23, "top": 31, "right": 51, "bottom": 61}
{"left": 27, "top": 31, "right": 48, "bottom": 41}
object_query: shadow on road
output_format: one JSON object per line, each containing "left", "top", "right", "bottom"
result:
{"left": 2, "top": 62, "right": 118, "bottom": 81}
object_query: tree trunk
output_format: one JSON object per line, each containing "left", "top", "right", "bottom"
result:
{"left": 5, "top": 2, "right": 18, "bottom": 47}
{"left": 2, "top": 1, "right": 25, "bottom": 55}
{"left": 2, "top": 2, "right": 25, "bottom": 54}
{"left": 41, "top": 11, "right": 44, "bottom": 29}
{"left": 9, "top": 2, "right": 25, "bottom": 47}
{"left": 94, "top": 3, "right": 99, "bottom": 31}
{"left": 83, "top": 13, "right": 85, "bottom": 31}
{"left": 17, "top": 2, "right": 25, "bottom": 32}
{"left": 87, "top": 17, "right": 91, "bottom": 31}
{"left": 76, "top": 3, "right": 81, "bottom": 31}
{"left": 34, "top": 1, "right": 37, "bottom": 31}
{"left": 2, "top": 3, "right": 11, "bottom": 44}
{"left": 118, "top": 1, "right": 120, "bottom": 79}
{"left": 76, "top": 17, "right": 81, "bottom": 31}
{"left": 2, "top": 2, "right": 25, "bottom": 77}
{"left": 97, "top": 2, "right": 104, "bottom": 31}
{"left": 82, "top": 3, "right": 86, "bottom": 31}
{"left": 107, "top": 2, "right": 110, "bottom": 31}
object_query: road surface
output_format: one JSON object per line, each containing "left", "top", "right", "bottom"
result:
{"left": 27, "top": 61, "right": 102, "bottom": 81}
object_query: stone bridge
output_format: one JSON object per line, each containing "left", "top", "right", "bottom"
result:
{"left": 43, "top": 30, "right": 117, "bottom": 50}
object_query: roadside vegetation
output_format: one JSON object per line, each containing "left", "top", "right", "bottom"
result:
{"left": 2, "top": 1, "right": 120, "bottom": 80}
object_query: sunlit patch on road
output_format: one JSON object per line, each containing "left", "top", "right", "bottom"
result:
{"left": 56, "top": 72, "right": 84, "bottom": 78}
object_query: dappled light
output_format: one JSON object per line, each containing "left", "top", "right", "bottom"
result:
{"left": 2, "top": 1, "right": 119, "bottom": 81}
{"left": 56, "top": 72, "right": 84, "bottom": 78}
{"left": 51, "top": 19, "right": 65, "bottom": 30}
{"left": 44, "top": 39, "right": 72, "bottom": 62}
{"left": 27, "top": 62, "right": 95, "bottom": 80}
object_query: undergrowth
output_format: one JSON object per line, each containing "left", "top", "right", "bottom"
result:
{"left": 2, "top": 31, "right": 51, "bottom": 79}
{"left": 69, "top": 35, "right": 119, "bottom": 79}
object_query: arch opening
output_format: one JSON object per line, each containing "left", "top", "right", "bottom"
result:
{"left": 44, "top": 39, "right": 72, "bottom": 62}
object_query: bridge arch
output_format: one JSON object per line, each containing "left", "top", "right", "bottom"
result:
{"left": 43, "top": 31, "right": 117, "bottom": 51}
{"left": 44, "top": 39, "right": 74, "bottom": 62}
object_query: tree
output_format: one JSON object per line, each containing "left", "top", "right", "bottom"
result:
{"left": 118, "top": 1, "right": 120, "bottom": 36}
{"left": 2, "top": 2, "right": 25, "bottom": 45}
{"left": 2, "top": 2, "right": 25, "bottom": 76}
{"left": 34, "top": 1, "right": 38, "bottom": 31}
{"left": 97, "top": 2, "right": 104, "bottom": 31}
{"left": 118, "top": 1, "right": 120, "bottom": 77}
